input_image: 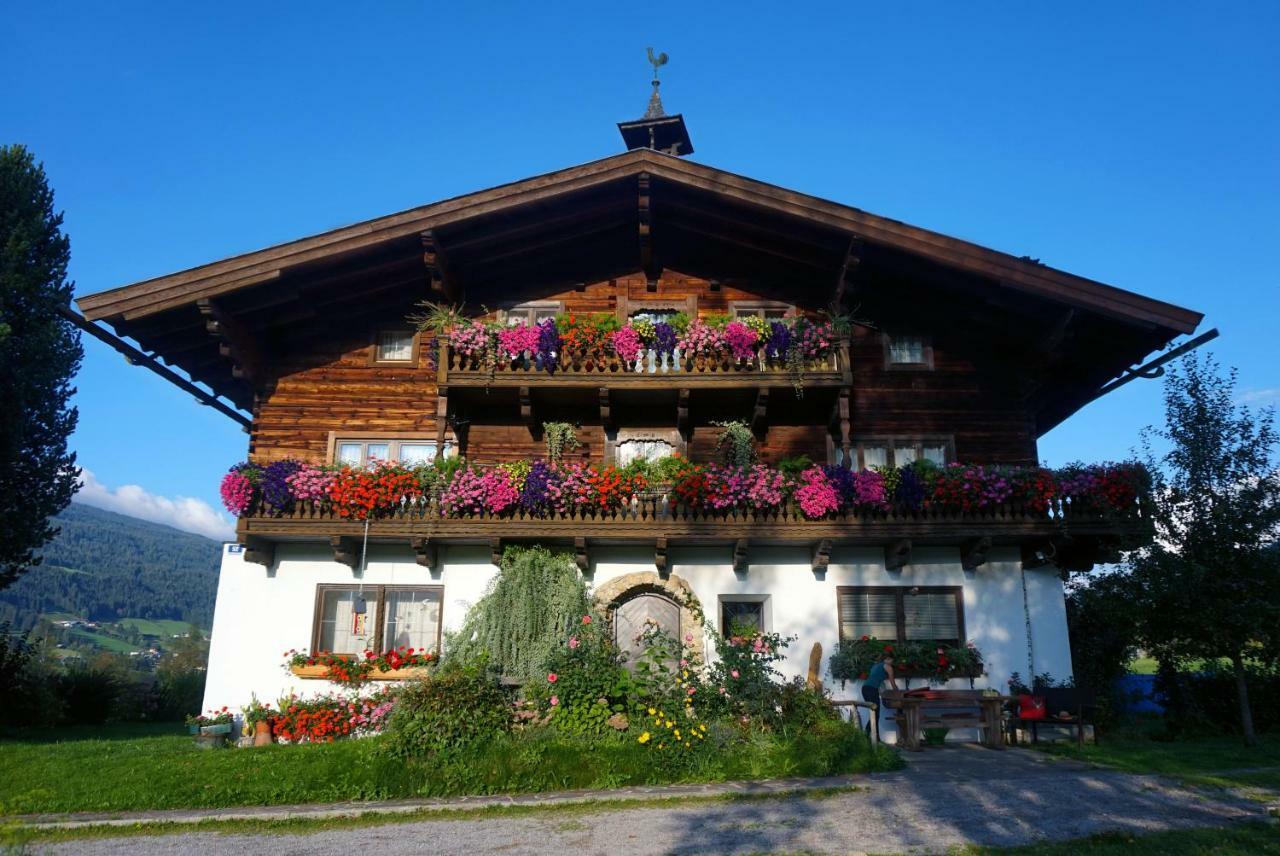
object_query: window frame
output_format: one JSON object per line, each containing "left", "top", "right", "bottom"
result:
{"left": 835, "top": 585, "right": 965, "bottom": 645}
{"left": 502, "top": 300, "right": 565, "bottom": 326}
{"left": 882, "top": 332, "right": 934, "bottom": 371}
{"left": 310, "top": 583, "right": 444, "bottom": 656}
{"left": 326, "top": 431, "right": 456, "bottom": 467}
{"left": 369, "top": 329, "right": 421, "bottom": 366}
{"left": 718, "top": 594, "right": 771, "bottom": 638}
{"left": 615, "top": 294, "right": 697, "bottom": 325}
{"left": 728, "top": 300, "right": 795, "bottom": 321}
{"left": 850, "top": 436, "right": 955, "bottom": 470}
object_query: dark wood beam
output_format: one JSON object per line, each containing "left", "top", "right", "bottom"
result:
{"left": 574, "top": 537, "right": 589, "bottom": 574}
{"left": 832, "top": 235, "right": 864, "bottom": 310}
{"left": 421, "top": 229, "right": 462, "bottom": 304}
{"left": 59, "top": 307, "right": 252, "bottom": 430}
{"left": 830, "top": 389, "right": 851, "bottom": 468}
{"left": 638, "top": 172, "right": 660, "bottom": 290}
{"left": 665, "top": 218, "right": 833, "bottom": 269}
{"left": 242, "top": 536, "right": 275, "bottom": 567}
{"left": 1020, "top": 541, "right": 1055, "bottom": 570}
{"left": 519, "top": 386, "right": 535, "bottom": 437}
{"left": 490, "top": 538, "right": 504, "bottom": 567}
{"left": 677, "top": 388, "right": 690, "bottom": 440}
{"left": 655, "top": 537, "right": 669, "bottom": 578}
{"left": 599, "top": 387, "right": 614, "bottom": 433}
{"left": 733, "top": 539, "right": 749, "bottom": 575}
{"left": 444, "top": 200, "right": 631, "bottom": 253}
{"left": 811, "top": 539, "right": 833, "bottom": 576}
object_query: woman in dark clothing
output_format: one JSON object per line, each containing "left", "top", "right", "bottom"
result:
{"left": 861, "top": 652, "right": 899, "bottom": 735}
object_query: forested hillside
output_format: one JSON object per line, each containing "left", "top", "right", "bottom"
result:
{"left": 0, "top": 503, "right": 221, "bottom": 632}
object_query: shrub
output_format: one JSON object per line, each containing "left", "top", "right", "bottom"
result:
{"left": 1156, "top": 664, "right": 1280, "bottom": 736}
{"left": 447, "top": 546, "right": 591, "bottom": 681}
{"left": 778, "top": 678, "right": 840, "bottom": 733}
{"left": 56, "top": 662, "right": 120, "bottom": 725}
{"left": 382, "top": 665, "right": 510, "bottom": 757}
{"left": 703, "top": 628, "right": 794, "bottom": 727}
{"left": 529, "top": 614, "right": 635, "bottom": 736}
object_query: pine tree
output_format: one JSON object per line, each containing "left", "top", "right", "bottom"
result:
{"left": 0, "top": 145, "right": 83, "bottom": 589}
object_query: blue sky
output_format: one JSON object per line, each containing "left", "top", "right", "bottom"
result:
{"left": 5, "top": 3, "right": 1277, "bottom": 539}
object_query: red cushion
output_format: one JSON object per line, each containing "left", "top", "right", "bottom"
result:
{"left": 1018, "top": 694, "right": 1047, "bottom": 720}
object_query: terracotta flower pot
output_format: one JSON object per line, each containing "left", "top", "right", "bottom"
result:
{"left": 253, "top": 720, "right": 273, "bottom": 747}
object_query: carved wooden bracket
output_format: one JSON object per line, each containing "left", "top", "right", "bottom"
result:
{"left": 410, "top": 536, "right": 437, "bottom": 571}
{"left": 519, "top": 386, "right": 535, "bottom": 436}
{"left": 241, "top": 536, "right": 274, "bottom": 568}
{"left": 830, "top": 389, "right": 852, "bottom": 468}
{"left": 435, "top": 387, "right": 450, "bottom": 450}
{"left": 961, "top": 536, "right": 993, "bottom": 571}
{"left": 750, "top": 387, "right": 770, "bottom": 440}
{"left": 811, "top": 539, "right": 833, "bottom": 575}
{"left": 1020, "top": 541, "right": 1055, "bottom": 570}
{"left": 574, "top": 537, "right": 589, "bottom": 574}
{"left": 599, "top": 387, "right": 614, "bottom": 433}
{"left": 197, "top": 297, "right": 262, "bottom": 387}
{"left": 676, "top": 388, "right": 690, "bottom": 441}
{"left": 885, "top": 538, "right": 912, "bottom": 571}
{"left": 832, "top": 235, "right": 864, "bottom": 311}
{"left": 421, "top": 229, "right": 460, "bottom": 304}
{"left": 329, "top": 535, "right": 359, "bottom": 569}
{"left": 733, "top": 539, "right": 749, "bottom": 575}
{"left": 488, "top": 538, "right": 504, "bottom": 567}
{"left": 653, "top": 537, "right": 669, "bottom": 578}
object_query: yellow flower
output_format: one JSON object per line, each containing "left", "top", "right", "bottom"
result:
{"left": 674, "top": 729, "right": 681, "bottom": 738}
{"left": 638, "top": 731, "right": 651, "bottom": 744}
{"left": 699, "top": 723, "right": 707, "bottom": 732}
{"left": 647, "top": 707, "right": 656, "bottom": 715}
{"left": 682, "top": 670, "right": 689, "bottom": 678}
{"left": 665, "top": 720, "right": 673, "bottom": 728}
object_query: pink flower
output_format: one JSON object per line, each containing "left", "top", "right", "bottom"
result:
{"left": 497, "top": 321, "right": 539, "bottom": 358}
{"left": 723, "top": 321, "right": 759, "bottom": 361}
{"left": 719, "top": 687, "right": 727, "bottom": 695}
{"left": 679, "top": 659, "right": 688, "bottom": 667}
{"left": 731, "top": 669, "right": 740, "bottom": 679}
{"left": 795, "top": 466, "right": 841, "bottom": 519}
{"left": 582, "top": 615, "right": 592, "bottom": 625}
{"left": 568, "top": 637, "right": 581, "bottom": 650}
{"left": 550, "top": 695, "right": 559, "bottom": 706}
{"left": 611, "top": 326, "right": 644, "bottom": 362}
{"left": 219, "top": 470, "right": 254, "bottom": 516}
{"left": 687, "top": 686, "right": 696, "bottom": 695}
{"left": 547, "top": 672, "right": 558, "bottom": 683}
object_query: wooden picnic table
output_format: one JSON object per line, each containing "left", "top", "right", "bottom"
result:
{"left": 880, "top": 690, "right": 1011, "bottom": 751}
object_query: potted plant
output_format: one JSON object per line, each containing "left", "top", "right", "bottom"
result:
{"left": 241, "top": 695, "right": 276, "bottom": 747}
{"left": 185, "top": 707, "right": 234, "bottom": 748}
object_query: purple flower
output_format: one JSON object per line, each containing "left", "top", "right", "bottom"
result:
{"left": 653, "top": 322, "right": 677, "bottom": 356}
{"left": 519, "top": 460, "right": 558, "bottom": 516}
{"left": 261, "top": 459, "right": 302, "bottom": 515}
{"left": 765, "top": 321, "right": 790, "bottom": 361}
{"left": 537, "top": 319, "right": 560, "bottom": 371}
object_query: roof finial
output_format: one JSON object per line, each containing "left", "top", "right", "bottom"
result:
{"left": 644, "top": 47, "right": 669, "bottom": 119}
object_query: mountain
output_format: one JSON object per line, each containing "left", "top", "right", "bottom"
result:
{"left": 0, "top": 503, "right": 222, "bottom": 633}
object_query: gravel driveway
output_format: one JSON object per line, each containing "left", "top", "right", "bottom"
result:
{"left": 35, "top": 747, "right": 1267, "bottom": 855}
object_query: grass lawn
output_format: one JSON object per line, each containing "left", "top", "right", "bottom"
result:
{"left": 1035, "top": 723, "right": 1280, "bottom": 792}
{"left": 0, "top": 720, "right": 900, "bottom": 816}
{"left": 117, "top": 618, "right": 202, "bottom": 637}
{"left": 954, "top": 822, "right": 1280, "bottom": 854}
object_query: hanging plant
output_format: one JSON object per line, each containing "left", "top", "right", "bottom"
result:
{"left": 543, "top": 422, "right": 581, "bottom": 462}
{"left": 712, "top": 420, "right": 757, "bottom": 468}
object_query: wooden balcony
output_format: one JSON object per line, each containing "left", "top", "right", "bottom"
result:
{"left": 435, "top": 339, "right": 853, "bottom": 390}
{"left": 236, "top": 495, "right": 1150, "bottom": 575}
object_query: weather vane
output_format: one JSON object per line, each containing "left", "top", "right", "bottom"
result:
{"left": 643, "top": 48, "right": 669, "bottom": 119}
{"left": 647, "top": 47, "right": 669, "bottom": 84}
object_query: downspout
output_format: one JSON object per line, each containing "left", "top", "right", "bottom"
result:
{"left": 1020, "top": 566, "right": 1035, "bottom": 680}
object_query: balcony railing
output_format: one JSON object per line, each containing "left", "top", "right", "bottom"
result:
{"left": 436, "top": 339, "right": 853, "bottom": 388}
{"left": 237, "top": 493, "right": 1148, "bottom": 545}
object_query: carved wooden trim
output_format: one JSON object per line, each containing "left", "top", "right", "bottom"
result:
{"left": 811, "top": 539, "right": 833, "bottom": 575}
{"left": 733, "top": 539, "right": 749, "bottom": 574}
{"left": 961, "top": 536, "right": 993, "bottom": 571}
{"left": 654, "top": 537, "right": 668, "bottom": 577}
{"left": 638, "top": 173, "right": 659, "bottom": 289}
{"left": 242, "top": 536, "right": 274, "bottom": 567}
{"left": 574, "top": 537, "right": 589, "bottom": 574}
{"left": 832, "top": 235, "right": 863, "bottom": 311}
{"left": 489, "top": 538, "right": 503, "bottom": 567}
{"left": 197, "top": 297, "right": 262, "bottom": 386}
{"left": 598, "top": 387, "right": 613, "bottom": 433}
{"left": 410, "top": 536, "right": 437, "bottom": 570}
{"left": 885, "top": 538, "right": 912, "bottom": 571}
{"left": 831, "top": 389, "right": 852, "bottom": 468}
{"left": 329, "top": 535, "right": 359, "bottom": 569}
{"left": 421, "top": 229, "right": 460, "bottom": 304}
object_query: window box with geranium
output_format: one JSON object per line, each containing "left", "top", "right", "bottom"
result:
{"left": 285, "top": 648, "right": 437, "bottom": 684}
{"left": 829, "top": 637, "right": 985, "bottom": 686}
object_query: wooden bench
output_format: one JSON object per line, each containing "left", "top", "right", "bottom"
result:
{"left": 881, "top": 689, "right": 1010, "bottom": 750}
{"left": 1007, "top": 687, "right": 1097, "bottom": 747}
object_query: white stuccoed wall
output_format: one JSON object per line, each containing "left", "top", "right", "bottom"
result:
{"left": 202, "top": 541, "right": 1074, "bottom": 742}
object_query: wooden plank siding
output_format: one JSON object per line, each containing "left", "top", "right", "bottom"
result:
{"left": 249, "top": 269, "right": 1037, "bottom": 467}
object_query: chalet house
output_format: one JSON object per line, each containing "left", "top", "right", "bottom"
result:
{"left": 73, "top": 94, "right": 1203, "bottom": 735}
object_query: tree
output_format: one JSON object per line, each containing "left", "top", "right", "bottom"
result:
{"left": 0, "top": 145, "right": 83, "bottom": 590}
{"left": 1128, "top": 353, "right": 1280, "bottom": 745}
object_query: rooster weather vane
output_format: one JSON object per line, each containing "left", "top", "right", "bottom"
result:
{"left": 643, "top": 48, "right": 669, "bottom": 120}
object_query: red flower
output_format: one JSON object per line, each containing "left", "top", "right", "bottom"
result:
{"left": 547, "top": 672, "right": 558, "bottom": 683}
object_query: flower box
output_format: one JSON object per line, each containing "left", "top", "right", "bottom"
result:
{"left": 289, "top": 664, "right": 431, "bottom": 681}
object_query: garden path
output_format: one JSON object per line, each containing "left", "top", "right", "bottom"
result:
{"left": 34, "top": 747, "right": 1271, "bottom": 855}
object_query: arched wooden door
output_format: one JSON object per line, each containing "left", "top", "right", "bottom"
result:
{"left": 613, "top": 590, "right": 681, "bottom": 666}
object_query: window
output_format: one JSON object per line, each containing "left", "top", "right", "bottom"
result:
{"left": 852, "top": 437, "right": 952, "bottom": 470}
{"left": 731, "top": 301, "right": 792, "bottom": 322}
{"left": 312, "top": 585, "right": 443, "bottom": 655}
{"left": 615, "top": 437, "right": 676, "bottom": 467}
{"left": 720, "top": 598, "right": 767, "bottom": 637}
{"left": 884, "top": 333, "right": 933, "bottom": 369}
{"left": 329, "top": 433, "right": 455, "bottom": 467}
{"left": 505, "top": 301, "right": 563, "bottom": 326}
{"left": 373, "top": 330, "right": 417, "bottom": 364}
{"left": 836, "top": 586, "right": 964, "bottom": 645}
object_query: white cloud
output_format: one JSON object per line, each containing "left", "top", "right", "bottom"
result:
{"left": 76, "top": 469, "right": 235, "bottom": 542}
{"left": 1238, "top": 388, "right": 1280, "bottom": 406}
